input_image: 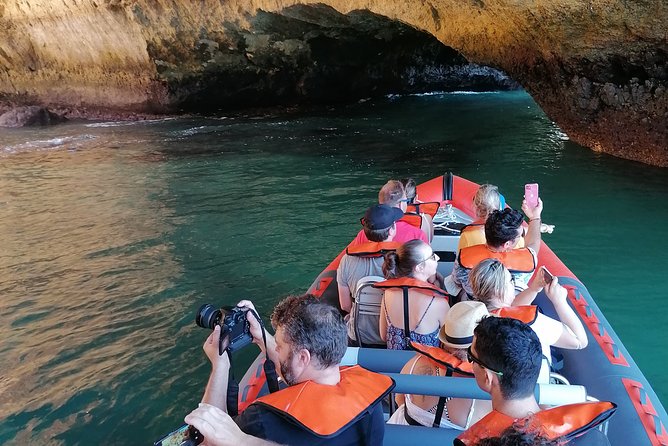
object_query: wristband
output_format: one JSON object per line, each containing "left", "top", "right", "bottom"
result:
{"left": 529, "top": 217, "right": 541, "bottom": 222}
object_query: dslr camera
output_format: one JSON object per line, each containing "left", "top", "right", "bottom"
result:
{"left": 195, "top": 304, "right": 253, "bottom": 354}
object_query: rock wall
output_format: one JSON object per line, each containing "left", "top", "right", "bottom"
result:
{"left": 0, "top": 0, "right": 666, "bottom": 165}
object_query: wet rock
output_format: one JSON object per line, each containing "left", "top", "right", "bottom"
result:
{"left": 0, "top": 106, "right": 67, "bottom": 128}
{"left": 166, "top": 7, "right": 518, "bottom": 112}
{"left": 0, "top": 0, "right": 665, "bottom": 164}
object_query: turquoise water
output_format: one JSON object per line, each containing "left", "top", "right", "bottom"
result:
{"left": 1, "top": 91, "right": 667, "bottom": 444}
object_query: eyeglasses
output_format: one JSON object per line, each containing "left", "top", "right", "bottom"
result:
{"left": 398, "top": 198, "right": 410, "bottom": 203}
{"left": 419, "top": 252, "right": 439, "bottom": 263}
{"left": 467, "top": 346, "right": 503, "bottom": 376}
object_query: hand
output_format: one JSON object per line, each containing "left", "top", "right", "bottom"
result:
{"left": 545, "top": 277, "right": 568, "bottom": 305}
{"left": 527, "top": 270, "right": 547, "bottom": 293}
{"left": 185, "top": 403, "right": 249, "bottom": 446}
{"left": 235, "top": 300, "right": 265, "bottom": 343}
{"left": 522, "top": 197, "right": 543, "bottom": 220}
{"left": 203, "top": 325, "right": 230, "bottom": 368}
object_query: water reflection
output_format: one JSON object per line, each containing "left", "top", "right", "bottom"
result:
{"left": 0, "top": 147, "right": 181, "bottom": 443}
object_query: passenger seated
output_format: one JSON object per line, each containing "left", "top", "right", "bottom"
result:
{"left": 458, "top": 184, "right": 553, "bottom": 253}
{"left": 377, "top": 240, "right": 450, "bottom": 350}
{"left": 401, "top": 177, "right": 434, "bottom": 243}
{"left": 337, "top": 204, "right": 403, "bottom": 346}
{"left": 469, "top": 259, "right": 588, "bottom": 383}
{"left": 450, "top": 198, "right": 543, "bottom": 297}
{"left": 387, "top": 301, "right": 492, "bottom": 429}
{"left": 352, "top": 180, "right": 428, "bottom": 245}
{"left": 455, "top": 317, "right": 615, "bottom": 445}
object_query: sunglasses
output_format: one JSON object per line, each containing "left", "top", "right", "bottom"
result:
{"left": 467, "top": 346, "right": 503, "bottom": 376}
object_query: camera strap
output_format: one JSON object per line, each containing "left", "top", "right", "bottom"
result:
{"left": 226, "top": 350, "right": 240, "bottom": 417}
{"left": 225, "top": 308, "right": 280, "bottom": 417}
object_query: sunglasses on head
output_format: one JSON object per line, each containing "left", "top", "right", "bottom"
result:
{"left": 467, "top": 346, "right": 503, "bottom": 376}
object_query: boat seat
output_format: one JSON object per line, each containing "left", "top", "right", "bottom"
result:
{"left": 383, "top": 424, "right": 458, "bottom": 445}
{"left": 351, "top": 275, "right": 386, "bottom": 347}
{"left": 342, "top": 348, "right": 589, "bottom": 406}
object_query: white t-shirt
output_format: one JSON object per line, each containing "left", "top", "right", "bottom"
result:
{"left": 531, "top": 312, "right": 566, "bottom": 383}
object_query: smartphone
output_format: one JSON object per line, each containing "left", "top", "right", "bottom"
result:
{"left": 524, "top": 183, "right": 539, "bottom": 208}
{"left": 542, "top": 266, "right": 553, "bottom": 284}
{"left": 154, "top": 424, "right": 203, "bottom": 446}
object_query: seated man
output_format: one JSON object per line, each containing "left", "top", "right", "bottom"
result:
{"left": 450, "top": 199, "right": 542, "bottom": 297}
{"left": 455, "top": 317, "right": 616, "bottom": 446}
{"left": 352, "top": 180, "right": 428, "bottom": 245}
{"left": 200, "top": 294, "right": 394, "bottom": 445}
{"left": 338, "top": 204, "right": 403, "bottom": 346}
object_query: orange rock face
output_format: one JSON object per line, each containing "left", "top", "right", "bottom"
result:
{"left": 0, "top": 0, "right": 666, "bottom": 165}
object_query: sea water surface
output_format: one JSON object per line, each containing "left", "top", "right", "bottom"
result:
{"left": 1, "top": 91, "right": 667, "bottom": 444}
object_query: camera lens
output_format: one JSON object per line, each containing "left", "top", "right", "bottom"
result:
{"left": 195, "top": 304, "right": 221, "bottom": 330}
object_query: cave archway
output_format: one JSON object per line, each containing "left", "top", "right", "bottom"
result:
{"left": 0, "top": 0, "right": 665, "bottom": 165}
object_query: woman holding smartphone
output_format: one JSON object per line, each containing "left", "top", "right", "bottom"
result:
{"left": 468, "top": 259, "right": 588, "bottom": 383}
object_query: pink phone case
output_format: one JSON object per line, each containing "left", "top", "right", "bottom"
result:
{"left": 525, "top": 183, "right": 539, "bottom": 208}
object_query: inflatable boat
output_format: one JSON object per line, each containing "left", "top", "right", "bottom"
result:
{"left": 238, "top": 173, "right": 668, "bottom": 445}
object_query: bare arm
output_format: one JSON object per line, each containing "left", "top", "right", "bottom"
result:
{"left": 547, "top": 279, "right": 588, "bottom": 349}
{"left": 186, "top": 404, "right": 284, "bottom": 446}
{"left": 421, "top": 214, "right": 434, "bottom": 244}
{"left": 379, "top": 294, "right": 388, "bottom": 342}
{"left": 201, "top": 326, "right": 231, "bottom": 410}
{"left": 512, "top": 268, "right": 548, "bottom": 306}
{"left": 338, "top": 283, "right": 353, "bottom": 313}
{"left": 336, "top": 261, "right": 353, "bottom": 313}
{"left": 522, "top": 198, "right": 543, "bottom": 254}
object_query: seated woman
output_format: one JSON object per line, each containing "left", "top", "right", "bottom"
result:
{"left": 457, "top": 184, "right": 554, "bottom": 252}
{"left": 387, "top": 301, "right": 493, "bottom": 429}
{"left": 377, "top": 240, "right": 450, "bottom": 350}
{"left": 468, "top": 259, "right": 588, "bottom": 382}
{"left": 458, "top": 184, "right": 509, "bottom": 251}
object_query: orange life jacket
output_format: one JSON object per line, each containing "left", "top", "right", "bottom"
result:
{"left": 411, "top": 343, "right": 474, "bottom": 376}
{"left": 458, "top": 244, "right": 535, "bottom": 273}
{"left": 254, "top": 365, "right": 395, "bottom": 437}
{"left": 345, "top": 241, "right": 401, "bottom": 258}
{"left": 373, "top": 277, "right": 450, "bottom": 300}
{"left": 460, "top": 219, "right": 485, "bottom": 235}
{"left": 399, "top": 213, "right": 423, "bottom": 228}
{"left": 491, "top": 306, "right": 539, "bottom": 325}
{"left": 406, "top": 202, "right": 440, "bottom": 219}
{"left": 455, "top": 401, "right": 617, "bottom": 445}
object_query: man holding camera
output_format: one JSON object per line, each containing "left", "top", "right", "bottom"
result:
{"left": 199, "top": 294, "right": 393, "bottom": 445}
